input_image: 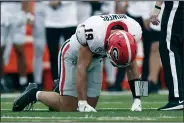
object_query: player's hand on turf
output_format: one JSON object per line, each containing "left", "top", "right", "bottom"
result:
{"left": 78, "top": 101, "right": 97, "bottom": 112}
{"left": 150, "top": 6, "right": 161, "bottom": 26}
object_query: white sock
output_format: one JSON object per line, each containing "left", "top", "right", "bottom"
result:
{"left": 36, "top": 91, "right": 41, "bottom": 100}
{"left": 19, "top": 76, "right": 28, "bottom": 85}
{"left": 1, "top": 78, "right": 5, "bottom": 85}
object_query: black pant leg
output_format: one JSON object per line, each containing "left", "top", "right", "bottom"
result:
{"left": 141, "top": 30, "right": 151, "bottom": 80}
{"left": 160, "top": 4, "right": 184, "bottom": 101}
{"left": 62, "top": 26, "right": 76, "bottom": 41}
{"left": 114, "top": 67, "right": 126, "bottom": 91}
{"left": 172, "top": 4, "right": 184, "bottom": 101}
{"left": 46, "top": 28, "right": 61, "bottom": 81}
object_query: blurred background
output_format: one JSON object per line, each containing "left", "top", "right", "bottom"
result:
{"left": 1, "top": 0, "right": 166, "bottom": 94}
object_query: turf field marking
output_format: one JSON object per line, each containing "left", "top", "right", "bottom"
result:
{"left": 1, "top": 116, "right": 179, "bottom": 121}
{"left": 98, "top": 107, "right": 158, "bottom": 110}
{"left": 1, "top": 108, "right": 47, "bottom": 111}
{"left": 96, "top": 116, "right": 156, "bottom": 121}
{"left": 100, "top": 102, "right": 166, "bottom": 104}
{"left": 1, "top": 101, "right": 166, "bottom": 105}
{"left": 1, "top": 116, "right": 92, "bottom": 120}
{"left": 1, "top": 107, "right": 158, "bottom": 111}
{"left": 1, "top": 90, "right": 168, "bottom": 98}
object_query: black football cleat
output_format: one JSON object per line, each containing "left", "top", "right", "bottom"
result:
{"left": 12, "top": 83, "right": 38, "bottom": 112}
{"left": 158, "top": 100, "right": 184, "bottom": 111}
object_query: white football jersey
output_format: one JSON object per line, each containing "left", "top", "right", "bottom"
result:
{"left": 68, "top": 14, "right": 142, "bottom": 59}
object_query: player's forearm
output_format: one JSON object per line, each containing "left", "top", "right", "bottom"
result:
{"left": 126, "top": 60, "right": 140, "bottom": 80}
{"left": 76, "top": 66, "right": 87, "bottom": 101}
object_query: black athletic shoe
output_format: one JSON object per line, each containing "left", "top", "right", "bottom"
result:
{"left": 158, "top": 100, "right": 184, "bottom": 111}
{"left": 12, "top": 83, "right": 38, "bottom": 112}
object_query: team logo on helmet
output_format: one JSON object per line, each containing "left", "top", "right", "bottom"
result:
{"left": 112, "top": 48, "right": 119, "bottom": 61}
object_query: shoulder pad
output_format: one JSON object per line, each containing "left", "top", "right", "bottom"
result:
{"left": 76, "top": 24, "right": 87, "bottom": 46}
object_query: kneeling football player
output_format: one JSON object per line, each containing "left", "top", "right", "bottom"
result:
{"left": 12, "top": 14, "right": 146, "bottom": 112}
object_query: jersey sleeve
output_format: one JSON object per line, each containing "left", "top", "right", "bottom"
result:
{"left": 75, "top": 24, "right": 88, "bottom": 46}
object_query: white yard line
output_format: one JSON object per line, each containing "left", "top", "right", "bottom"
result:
{"left": 1, "top": 116, "right": 179, "bottom": 121}
{"left": 96, "top": 116, "right": 156, "bottom": 121}
{"left": 1, "top": 102, "right": 42, "bottom": 104}
{"left": 97, "top": 107, "right": 158, "bottom": 110}
{"left": 99, "top": 102, "right": 166, "bottom": 104}
{"left": 1, "top": 90, "right": 168, "bottom": 98}
{"left": 1, "top": 116, "right": 91, "bottom": 120}
{"left": 1, "top": 107, "right": 158, "bottom": 111}
{"left": 1, "top": 108, "right": 47, "bottom": 111}
{"left": 1, "top": 102, "right": 166, "bottom": 105}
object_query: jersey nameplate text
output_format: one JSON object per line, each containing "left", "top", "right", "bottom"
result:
{"left": 100, "top": 14, "right": 127, "bottom": 21}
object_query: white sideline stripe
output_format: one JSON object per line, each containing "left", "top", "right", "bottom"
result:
{"left": 98, "top": 108, "right": 158, "bottom": 110}
{"left": 1, "top": 102, "right": 166, "bottom": 105}
{"left": 1, "top": 116, "right": 92, "bottom": 120}
{"left": 100, "top": 101, "right": 166, "bottom": 104}
{"left": 97, "top": 117, "right": 156, "bottom": 121}
{"left": 1, "top": 107, "right": 158, "bottom": 111}
{"left": 1, "top": 109, "right": 47, "bottom": 111}
{"left": 166, "top": 1, "right": 179, "bottom": 97}
{"left": 1, "top": 116, "right": 178, "bottom": 121}
{"left": 1, "top": 90, "right": 168, "bottom": 98}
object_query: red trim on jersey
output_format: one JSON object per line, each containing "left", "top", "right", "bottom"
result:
{"left": 60, "top": 44, "right": 70, "bottom": 95}
{"left": 104, "top": 21, "right": 129, "bottom": 49}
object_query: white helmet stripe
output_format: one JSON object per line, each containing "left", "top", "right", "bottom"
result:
{"left": 120, "top": 31, "right": 131, "bottom": 63}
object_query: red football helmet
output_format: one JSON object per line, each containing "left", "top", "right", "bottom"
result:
{"left": 106, "top": 30, "right": 137, "bottom": 67}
